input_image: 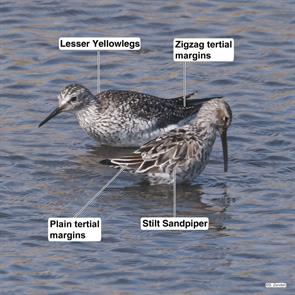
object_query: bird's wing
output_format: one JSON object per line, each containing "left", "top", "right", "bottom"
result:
{"left": 170, "top": 91, "right": 198, "bottom": 101}
{"left": 99, "top": 90, "right": 198, "bottom": 128}
{"left": 168, "top": 91, "right": 223, "bottom": 105}
{"left": 127, "top": 92, "right": 223, "bottom": 128}
{"left": 100, "top": 127, "right": 200, "bottom": 174}
{"left": 98, "top": 90, "right": 222, "bottom": 130}
{"left": 171, "top": 94, "right": 224, "bottom": 107}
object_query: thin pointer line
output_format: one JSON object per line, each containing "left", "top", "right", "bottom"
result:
{"left": 173, "top": 169, "right": 177, "bottom": 217}
{"left": 97, "top": 51, "right": 100, "bottom": 94}
{"left": 74, "top": 168, "right": 124, "bottom": 218}
{"left": 183, "top": 62, "right": 187, "bottom": 107}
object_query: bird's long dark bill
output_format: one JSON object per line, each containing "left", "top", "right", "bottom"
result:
{"left": 38, "top": 106, "right": 63, "bottom": 127}
{"left": 221, "top": 129, "right": 228, "bottom": 172}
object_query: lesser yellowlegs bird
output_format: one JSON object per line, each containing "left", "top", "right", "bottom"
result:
{"left": 38, "top": 84, "right": 222, "bottom": 146}
{"left": 100, "top": 99, "right": 232, "bottom": 184}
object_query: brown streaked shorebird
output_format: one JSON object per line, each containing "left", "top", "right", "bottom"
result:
{"left": 100, "top": 99, "right": 232, "bottom": 184}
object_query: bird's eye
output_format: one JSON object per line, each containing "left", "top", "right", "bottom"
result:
{"left": 71, "top": 96, "right": 77, "bottom": 102}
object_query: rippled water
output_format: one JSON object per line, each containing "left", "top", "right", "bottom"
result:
{"left": 1, "top": 0, "right": 295, "bottom": 294}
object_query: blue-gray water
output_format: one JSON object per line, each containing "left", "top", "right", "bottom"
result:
{"left": 1, "top": 0, "right": 295, "bottom": 294}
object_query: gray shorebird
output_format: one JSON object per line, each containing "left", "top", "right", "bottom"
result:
{"left": 100, "top": 99, "right": 232, "bottom": 184}
{"left": 38, "top": 84, "right": 222, "bottom": 146}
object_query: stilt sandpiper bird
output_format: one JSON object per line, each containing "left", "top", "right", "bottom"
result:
{"left": 38, "top": 84, "right": 222, "bottom": 146}
{"left": 100, "top": 99, "right": 232, "bottom": 184}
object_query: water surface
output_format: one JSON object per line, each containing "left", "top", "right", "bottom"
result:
{"left": 1, "top": 0, "right": 295, "bottom": 294}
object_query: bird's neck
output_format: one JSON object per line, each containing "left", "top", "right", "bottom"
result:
{"left": 196, "top": 112, "right": 217, "bottom": 136}
{"left": 74, "top": 102, "right": 98, "bottom": 124}
{"left": 193, "top": 102, "right": 218, "bottom": 138}
{"left": 73, "top": 100, "right": 102, "bottom": 136}
{"left": 192, "top": 109, "right": 218, "bottom": 153}
{"left": 197, "top": 123, "right": 217, "bottom": 151}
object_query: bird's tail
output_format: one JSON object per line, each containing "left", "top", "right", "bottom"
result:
{"left": 100, "top": 158, "right": 118, "bottom": 167}
{"left": 100, "top": 154, "right": 143, "bottom": 171}
{"left": 170, "top": 91, "right": 223, "bottom": 107}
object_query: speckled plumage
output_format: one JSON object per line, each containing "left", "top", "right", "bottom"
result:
{"left": 39, "top": 84, "right": 222, "bottom": 146}
{"left": 101, "top": 99, "right": 232, "bottom": 184}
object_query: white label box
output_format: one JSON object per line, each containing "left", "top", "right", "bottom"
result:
{"left": 173, "top": 38, "right": 234, "bottom": 62}
{"left": 48, "top": 217, "right": 101, "bottom": 242}
{"left": 59, "top": 37, "right": 141, "bottom": 51}
{"left": 141, "top": 217, "right": 209, "bottom": 231}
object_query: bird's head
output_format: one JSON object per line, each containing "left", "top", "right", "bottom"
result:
{"left": 215, "top": 100, "right": 232, "bottom": 133}
{"left": 38, "top": 84, "right": 93, "bottom": 127}
{"left": 215, "top": 99, "right": 232, "bottom": 173}
{"left": 197, "top": 99, "right": 232, "bottom": 172}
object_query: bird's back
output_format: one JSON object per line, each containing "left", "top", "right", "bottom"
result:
{"left": 97, "top": 90, "right": 198, "bottom": 122}
{"left": 76, "top": 89, "right": 219, "bottom": 146}
{"left": 101, "top": 125, "right": 216, "bottom": 184}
